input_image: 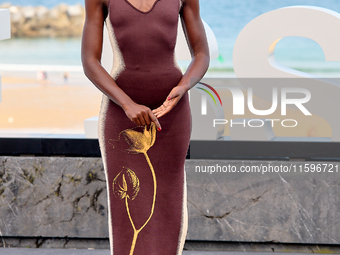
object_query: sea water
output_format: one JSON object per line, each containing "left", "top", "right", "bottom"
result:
{"left": 0, "top": 0, "right": 340, "bottom": 75}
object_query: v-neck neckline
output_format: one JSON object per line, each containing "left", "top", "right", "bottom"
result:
{"left": 123, "top": 0, "right": 160, "bottom": 14}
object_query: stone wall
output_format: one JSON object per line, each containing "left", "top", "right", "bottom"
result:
{"left": 0, "top": 3, "right": 85, "bottom": 37}
{"left": 1, "top": 156, "right": 340, "bottom": 245}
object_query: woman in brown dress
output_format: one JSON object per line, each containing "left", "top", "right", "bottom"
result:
{"left": 81, "top": 0, "right": 209, "bottom": 254}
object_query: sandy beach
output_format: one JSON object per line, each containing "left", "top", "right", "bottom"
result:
{"left": 0, "top": 70, "right": 102, "bottom": 134}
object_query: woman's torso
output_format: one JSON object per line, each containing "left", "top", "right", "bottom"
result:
{"left": 106, "top": 0, "right": 184, "bottom": 108}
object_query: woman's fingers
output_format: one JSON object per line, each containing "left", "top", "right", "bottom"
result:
{"left": 142, "top": 110, "right": 151, "bottom": 125}
{"left": 133, "top": 117, "right": 142, "bottom": 126}
{"left": 152, "top": 98, "right": 179, "bottom": 118}
{"left": 152, "top": 105, "right": 167, "bottom": 115}
{"left": 148, "top": 110, "right": 162, "bottom": 131}
{"left": 152, "top": 107, "right": 162, "bottom": 114}
{"left": 123, "top": 103, "right": 162, "bottom": 130}
{"left": 132, "top": 109, "right": 161, "bottom": 131}
{"left": 154, "top": 111, "right": 166, "bottom": 119}
{"left": 153, "top": 105, "right": 167, "bottom": 114}
{"left": 154, "top": 104, "right": 172, "bottom": 118}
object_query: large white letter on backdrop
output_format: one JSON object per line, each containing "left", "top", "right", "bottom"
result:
{"left": 233, "top": 6, "right": 340, "bottom": 141}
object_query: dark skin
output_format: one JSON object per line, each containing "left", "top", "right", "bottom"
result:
{"left": 81, "top": 0, "right": 210, "bottom": 131}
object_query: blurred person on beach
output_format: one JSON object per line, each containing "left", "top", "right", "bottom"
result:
{"left": 37, "top": 70, "right": 44, "bottom": 81}
{"left": 64, "top": 71, "right": 69, "bottom": 85}
{"left": 37, "top": 70, "right": 49, "bottom": 85}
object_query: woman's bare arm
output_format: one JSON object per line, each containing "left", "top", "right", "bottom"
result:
{"left": 152, "top": 0, "right": 210, "bottom": 118}
{"left": 178, "top": 0, "right": 210, "bottom": 90}
{"left": 81, "top": 0, "right": 162, "bottom": 130}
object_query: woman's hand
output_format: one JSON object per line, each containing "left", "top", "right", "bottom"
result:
{"left": 152, "top": 86, "right": 188, "bottom": 118}
{"left": 123, "top": 102, "right": 162, "bottom": 131}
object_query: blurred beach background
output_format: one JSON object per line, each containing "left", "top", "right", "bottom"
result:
{"left": 0, "top": 0, "right": 340, "bottom": 135}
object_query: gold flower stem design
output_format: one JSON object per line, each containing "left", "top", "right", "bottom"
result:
{"left": 124, "top": 152, "right": 157, "bottom": 255}
{"left": 125, "top": 196, "right": 140, "bottom": 255}
{"left": 140, "top": 152, "right": 157, "bottom": 230}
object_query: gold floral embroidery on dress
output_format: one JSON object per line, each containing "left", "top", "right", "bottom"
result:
{"left": 109, "top": 122, "right": 157, "bottom": 255}
{"left": 113, "top": 167, "right": 140, "bottom": 200}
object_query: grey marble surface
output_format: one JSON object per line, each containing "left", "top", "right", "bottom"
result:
{"left": 1, "top": 157, "right": 340, "bottom": 244}
{"left": 0, "top": 157, "right": 108, "bottom": 238}
{"left": 185, "top": 160, "right": 340, "bottom": 244}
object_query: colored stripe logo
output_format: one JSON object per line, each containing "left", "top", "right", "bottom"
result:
{"left": 196, "top": 82, "right": 223, "bottom": 106}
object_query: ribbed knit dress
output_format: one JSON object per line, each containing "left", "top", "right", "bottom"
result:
{"left": 98, "top": 0, "right": 191, "bottom": 254}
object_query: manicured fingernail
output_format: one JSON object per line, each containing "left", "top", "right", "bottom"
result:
{"left": 167, "top": 96, "right": 171, "bottom": 100}
{"left": 157, "top": 127, "right": 162, "bottom": 131}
